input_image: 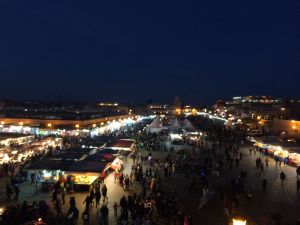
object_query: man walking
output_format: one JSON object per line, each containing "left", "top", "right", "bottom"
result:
{"left": 95, "top": 189, "right": 101, "bottom": 208}
{"left": 262, "top": 178, "right": 267, "bottom": 192}
{"left": 280, "top": 171, "right": 286, "bottom": 185}
{"left": 61, "top": 186, "right": 66, "bottom": 204}
{"left": 265, "top": 158, "right": 269, "bottom": 168}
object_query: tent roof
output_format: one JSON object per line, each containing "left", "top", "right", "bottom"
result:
{"left": 25, "top": 159, "right": 73, "bottom": 171}
{"left": 183, "top": 118, "right": 196, "bottom": 130}
{"left": 50, "top": 152, "right": 87, "bottom": 161}
{"left": 148, "top": 118, "right": 162, "bottom": 128}
{"left": 171, "top": 118, "right": 182, "bottom": 130}
{"left": 85, "top": 152, "right": 115, "bottom": 162}
{"left": 67, "top": 160, "right": 109, "bottom": 173}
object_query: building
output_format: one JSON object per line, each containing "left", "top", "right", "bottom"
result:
{"left": 0, "top": 99, "right": 134, "bottom": 130}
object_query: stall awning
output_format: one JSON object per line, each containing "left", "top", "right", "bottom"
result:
{"left": 25, "top": 159, "right": 73, "bottom": 171}
{"left": 67, "top": 160, "right": 109, "bottom": 173}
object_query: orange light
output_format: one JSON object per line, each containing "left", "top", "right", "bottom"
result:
{"left": 292, "top": 125, "right": 296, "bottom": 130}
{"left": 75, "top": 124, "right": 80, "bottom": 128}
{"left": 19, "top": 121, "right": 23, "bottom": 126}
{"left": 92, "top": 124, "right": 96, "bottom": 128}
{"left": 47, "top": 123, "right": 52, "bottom": 127}
{"left": 0, "top": 121, "right": 4, "bottom": 125}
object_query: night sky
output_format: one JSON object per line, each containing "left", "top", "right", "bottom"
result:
{"left": 0, "top": 0, "right": 299, "bottom": 105}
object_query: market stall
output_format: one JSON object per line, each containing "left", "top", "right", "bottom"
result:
{"left": 66, "top": 160, "right": 111, "bottom": 190}
{"left": 24, "top": 159, "right": 73, "bottom": 191}
{"left": 251, "top": 137, "right": 300, "bottom": 167}
{"left": 0, "top": 137, "right": 62, "bottom": 164}
{"left": 146, "top": 117, "right": 163, "bottom": 134}
{"left": 0, "top": 133, "right": 35, "bottom": 147}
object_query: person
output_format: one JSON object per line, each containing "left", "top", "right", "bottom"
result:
{"left": 100, "top": 204, "right": 109, "bottom": 225}
{"left": 62, "top": 186, "right": 66, "bottom": 204}
{"left": 119, "top": 196, "right": 127, "bottom": 214}
{"left": 297, "top": 179, "right": 300, "bottom": 193}
{"left": 52, "top": 189, "right": 58, "bottom": 202}
{"left": 35, "top": 179, "right": 39, "bottom": 193}
{"left": 82, "top": 209, "right": 90, "bottom": 225}
{"left": 31, "top": 173, "right": 35, "bottom": 184}
{"left": 83, "top": 195, "right": 91, "bottom": 209}
{"left": 21, "top": 201, "right": 28, "bottom": 222}
{"left": 280, "top": 171, "right": 286, "bottom": 185}
{"left": 95, "top": 189, "right": 101, "bottom": 208}
{"left": 55, "top": 200, "right": 63, "bottom": 216}
{"left": 275, "top": 157, "right": 279, "bottom": 166}
{"left": 89, "top": 188, "right": 95, "bottom": 206}
{"left": 262, "top": 178, "right": 267, "bottom": 192}
{"left": 265, "top": 158, "right": 269, "bottom": 167}
{"left": 113, "top": 202, "right": 119, "bottom": 217}
{"left": 67, "top": 205, "right": 79, "bottom": 225}
{"left": 101, "top": 184, "right": 107, "bottom": 199}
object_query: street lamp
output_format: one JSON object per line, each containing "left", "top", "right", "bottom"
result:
{"left": 47, "top": 123, "right": 52, "bottom": 128}
{"left": 92, "top": 124, "right": 96, "bottom": 128}
{"left": 75, "top": 124, "right": 80, "bottom": 129}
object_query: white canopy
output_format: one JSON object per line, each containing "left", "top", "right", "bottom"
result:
{"left": 183, "top": 118, "right": 195, "bottom": 130}
{"left": 171, "top": 118, "right": 182, "bottom": 130}
{"left": 148, "top": 117, "right": 162, "bottom": 128}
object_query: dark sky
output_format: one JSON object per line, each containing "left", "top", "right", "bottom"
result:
{"left": 0, "top": 0, "right": 299, "bottom": 105}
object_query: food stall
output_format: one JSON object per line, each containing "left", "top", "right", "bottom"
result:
{"left": 24, "top": 159, "right": 73, "bottom": 191}
{"left": 66, "top": 160, "right": 111, "bottom": 190}
{"left": 252, "top": 137, "right": 300, "bottom": 167}
{"left": 0, "top": 133, "right": 35, "bottom": 147}
{"left": 288, "top": 152, "right": 300, "bottom": 166}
